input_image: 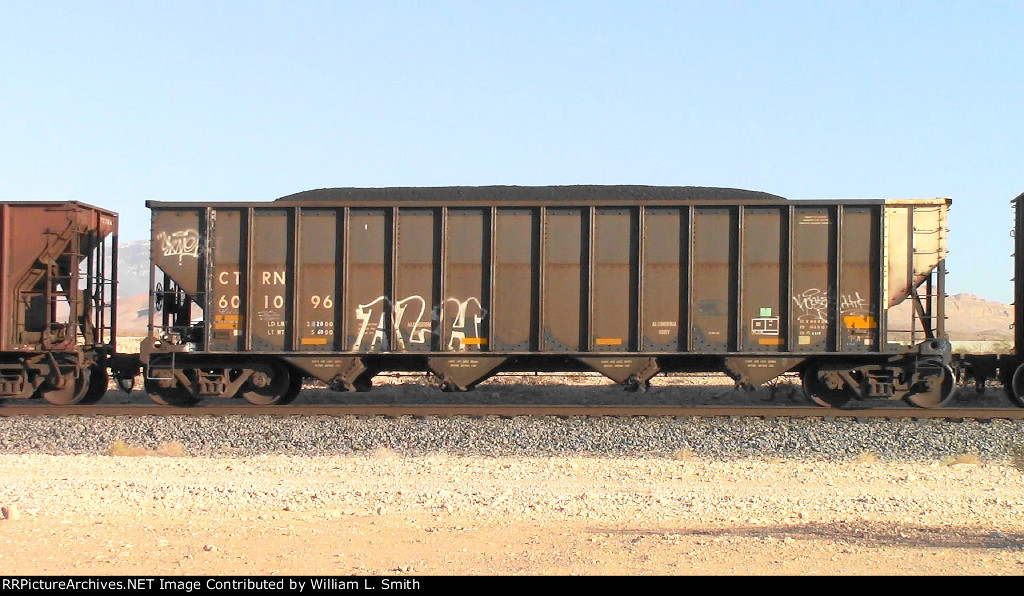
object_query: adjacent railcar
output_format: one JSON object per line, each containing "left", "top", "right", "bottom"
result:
{"left": 1006, "top": 191, "right": 1024, "bottom": 403}
{"left": 957, "top": 191, "right": 1024, "bottom": 405}
{"left": 0, "top": 201, "right": 121, "bottom": 404}
{"left": 142, "top": 186, "right": 954, "bottom": 407}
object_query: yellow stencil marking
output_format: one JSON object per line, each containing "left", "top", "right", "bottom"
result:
{"left": 843, "top": 315, "right": 877, "bottom": 329}
{"left": 213, "top": 314, "right": 242, "bottom": 329}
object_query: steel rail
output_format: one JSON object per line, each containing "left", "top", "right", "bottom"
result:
{"left": 1, "top": 404, "right": 1022, "bottom": 420}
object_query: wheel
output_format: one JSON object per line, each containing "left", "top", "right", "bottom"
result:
{"left": 1009, "top": 364, "right": 1024, "bottom": 407}
{"left": 77, "top": 366, "right": 109, "bottom": 405}
{"left": 40, "top": 368, "right": 90, "bottom": 405}
{"left": 240, "top": 362, "right": 300, "bottom": 405}
{"left": 286, "top": 370, "right": 303, "bottom": 403}
{"left": 905, "top": 364, "right": 957, "bottom": 408}
{"left": 145, "top": 373, "right": 199, "bottom": 407}
{"left": 801, "top": 364, "right": 856, "bottom": 408}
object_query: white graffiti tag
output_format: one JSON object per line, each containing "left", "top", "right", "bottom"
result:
{"left": 157, "top": 229, "right": 200, "bottom": 264}
{"left": 352, "top": 295, "right": 429, "bottom": 350}
{"left": 792, "top": 288, "right": 830, "bottom": 321}
{"left": 394, "top": 296, "right": 429, "bottom": 348}
{"left": 446, "top": 297, "right": 485, "bottom": 351}
{"left": 793, "top": 288, "right": 871, "bottom": 322}
{"left": 352, "top": 295, "right": 488, "bottom": 351}
{"left": 840, "top": 291, "right": 867, "bottom": 313}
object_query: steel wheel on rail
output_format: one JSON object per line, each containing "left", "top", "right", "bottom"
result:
{"left": 1009, "top": 364, "right": 1024, "bottom": 407}
{"left": 240, "top": 361, "right": 300, "bottom": 405}
{"left": 145, "top": 371, "right": 199, "bottom": 407}
{"left": 904, "top": 364, "right": 957, "bottom": 408}
{"left": 40, "top": 366, "right": 90, "bottom": 405}
{"left": 801, "top": 363, "right": 856, "bottom": 408}
{"left": 77, "top": 366, "right": 109, "bottom": 405}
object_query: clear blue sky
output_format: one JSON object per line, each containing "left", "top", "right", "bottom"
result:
{"left": 2, "top": 1, "right": 1021, "bottom": 302}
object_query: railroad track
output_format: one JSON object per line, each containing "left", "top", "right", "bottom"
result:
{"left": 1, "top": 403, "right": 1022, "bottom": 420}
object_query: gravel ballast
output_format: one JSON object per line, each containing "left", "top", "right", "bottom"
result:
{"left": 1, "top": 414, "right": 1021, "bottom": 462}
{"left": 3, "top": 383, "right": 1024, "bottom": 575}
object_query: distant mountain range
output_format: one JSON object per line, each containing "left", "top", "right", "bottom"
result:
{"left": 889, "top": 293, "right": 1013, "bottom": 342}
{"left": 114, "top": 241, "right": 1016, "bottom": 340}
{"left": 115, "top": 239, "right": 150, "bottom": 298}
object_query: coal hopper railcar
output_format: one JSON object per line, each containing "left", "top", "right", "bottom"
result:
{"left": 141, "top": 186, "right": 953, "bottom": 407}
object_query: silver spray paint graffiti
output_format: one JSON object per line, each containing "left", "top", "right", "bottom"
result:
{"left": 791, "top": 288, "right": 875, "bottom": 346}
{"left": 444, "top": 297, "right": 485, "bottom": 350}
{"left": 157, "top": 229, "right": 200, "bottom": 264}
{"left": 352, "top": 295, "right": 487, "bottom": 351}
{"left": 792, "top": 289, "right": 870, "bottom": 321}
{"left": 792, "top": 288, "right": 830, "bottom": 321}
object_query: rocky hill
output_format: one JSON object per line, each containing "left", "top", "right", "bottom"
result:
{"left": 889, "top": 293, "right": 1013, "bottom": 341}
{"left": 116, "top": 239, "right": 150, "bottom": 298}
